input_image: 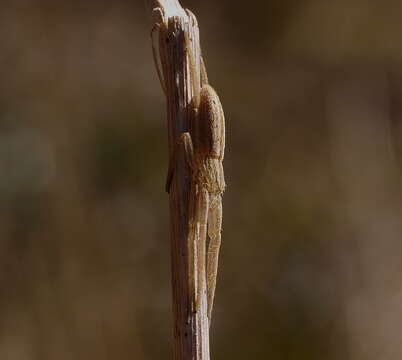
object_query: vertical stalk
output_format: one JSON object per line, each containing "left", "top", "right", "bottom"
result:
{"left": 151, "top": 1, "right": 210, "bottom": 359}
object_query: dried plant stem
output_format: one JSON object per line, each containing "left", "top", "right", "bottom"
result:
{"left": 151, "top": 1, "right": 210, "bottom": 359}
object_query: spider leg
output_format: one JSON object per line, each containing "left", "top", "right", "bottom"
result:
{"left": 195, "top": 185, "right": 209, "bottom": 313}
{"left": 151, "top": 22, "right": 167, "bottom": 96}
{"left": 200, "top": 56, "right": 209, "bottom": 87}
{"left": 206, "top": 193, "right": 222, "bottom": 324}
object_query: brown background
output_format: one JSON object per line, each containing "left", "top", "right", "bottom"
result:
{"left": 1, "top": 0, "right": 402, "bottom": 359}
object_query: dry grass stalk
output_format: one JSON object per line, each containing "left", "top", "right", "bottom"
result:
{"left": 151, "top": 1, "right": 211, "bottom": 359}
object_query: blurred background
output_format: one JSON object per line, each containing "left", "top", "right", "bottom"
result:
{"left": 1, "top": 0, "right": 402, "bottom": 359}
